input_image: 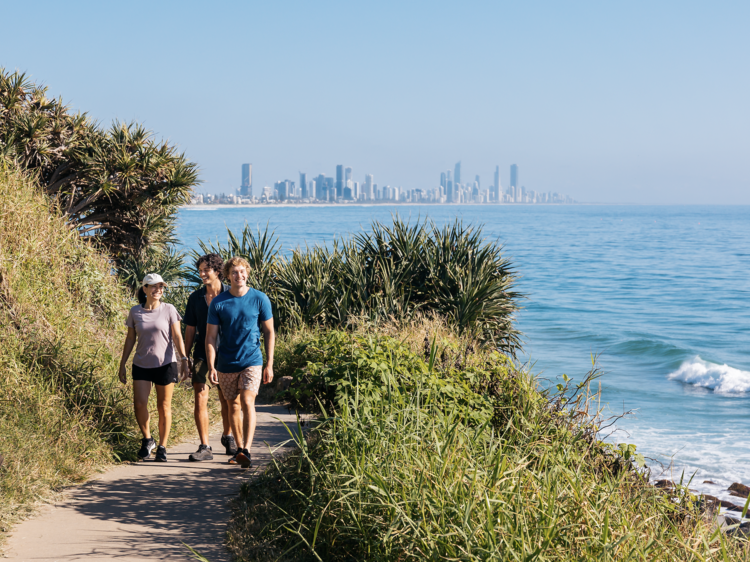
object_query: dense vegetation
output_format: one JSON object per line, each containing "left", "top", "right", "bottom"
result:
{"left": 226, "top": 324, "right": 749, "bottom": 561}
{"left": 189, "top": 219, "right": 522, "bottom": 354}
{"left": 2, "top": 70, "right": 746, "bottom": 560}
{"left": 0, "top": 166, "right": 204, "bottom": 540}
{"left": 0, "top": 68, "right": 199, "bottom": 289}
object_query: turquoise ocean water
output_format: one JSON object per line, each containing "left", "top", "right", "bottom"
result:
{"left": 177, "top": 204, "right": 750, "bottom": 494}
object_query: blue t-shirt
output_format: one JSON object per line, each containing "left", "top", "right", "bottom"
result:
{"left": 206, "top": 288, "right": 273, "bottom": 372}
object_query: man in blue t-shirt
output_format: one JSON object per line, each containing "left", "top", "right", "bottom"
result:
{"left": 206, "top": 256, "right": 275, "bottom": 468}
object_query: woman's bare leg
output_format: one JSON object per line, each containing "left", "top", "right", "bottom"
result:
{"left": 133, "top": 380, "right": 152, "bottom": 439}
{"left": 155, "top": 383, "right": 174, "bottom": 447}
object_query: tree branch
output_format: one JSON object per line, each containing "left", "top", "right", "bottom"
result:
{"left": 47, "top": 162, "right": 71, "bottom": 188}
{"left": 47, "top": 171, "right": 82, "bottom": 194}
{"left": 67, "top": 188, "right": 104, "bottom": 217}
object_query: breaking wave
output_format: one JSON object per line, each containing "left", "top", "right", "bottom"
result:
{"left": 668, "top": 356, "right": 750, "bottom": 394}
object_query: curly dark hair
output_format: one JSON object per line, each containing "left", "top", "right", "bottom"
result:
{"left": 195, "top": 253, "right": 225, "bottom": 280}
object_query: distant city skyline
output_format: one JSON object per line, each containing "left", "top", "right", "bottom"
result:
{"left": 192, "top": 162, "right": 575, "bottom": 205}
{"left": 3, "top": 2, "right": 749, "bottom": 204}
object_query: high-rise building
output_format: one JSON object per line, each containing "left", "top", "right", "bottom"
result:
{"left": 336, "top": 165, "right": 344, "bottom": 198}
{"left": 454, "top": 161, "right": 461, "bottom": 185}
{"left": 240, "top": 163, "right": 252, "bottom": 196}
{"left": 315, "top": 174, "right": 326, "bottom": 200}
{"left": 493, "top": 166, "right": 500, "bottom": 203}
{"left": 274, "top": 180, "right": 294, "bottom": 201}
{"left": 440, "top": 172, "right": 446, "bottom": 189}
{"left": 364, "top": 174, "right": 374, "bottom": 200}
{"left": 345, "top": 167, "right": 352, "bottom": 185}
{"left": 300, "top": 172, "right": 307, "bottom": 199}
{"left": 510, "top": 164, "right": 518, "bottom": 191}
{"left": 447, "top": 180, "right": 454, "bottom": 203}
{"left": 274, "top": 180, "right": 287, "bottom": 201}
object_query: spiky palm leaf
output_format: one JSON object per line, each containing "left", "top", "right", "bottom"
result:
{"left": 0, "top": 68, "right": 199, "bottom": 265}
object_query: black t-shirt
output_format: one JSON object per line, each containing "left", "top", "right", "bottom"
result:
{"left": 183, "top": 284, "right": 230, "bottom": 361}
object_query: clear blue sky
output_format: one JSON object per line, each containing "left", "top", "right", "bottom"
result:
{"left": 2, "top": 0, "right": 748, "bottom": 203}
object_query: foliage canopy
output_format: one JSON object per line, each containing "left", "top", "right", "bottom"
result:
{"left": 0, "top": 68, "right": 199, "bottom": 268}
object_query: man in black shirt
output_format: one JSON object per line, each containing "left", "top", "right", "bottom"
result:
{"left": 183, "top": 253, "right": 235, "bottom": 461}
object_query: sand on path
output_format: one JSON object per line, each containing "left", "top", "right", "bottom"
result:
{"left": 5, "top": 404, "right": 302, "bottom": 562}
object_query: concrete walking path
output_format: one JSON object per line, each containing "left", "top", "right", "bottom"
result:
{"left": 5, "top": 404, "right": 302, "bottom": 561}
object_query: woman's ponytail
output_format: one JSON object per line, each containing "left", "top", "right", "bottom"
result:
{"left": 137, "top": 286, "right": 147, "bottom": 305}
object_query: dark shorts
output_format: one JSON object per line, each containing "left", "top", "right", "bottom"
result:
{"left": 132, "top": 362, "right": 179, "bottom": 386}
{"left": 191, "top": 358, "right": 219, "bottom": 387}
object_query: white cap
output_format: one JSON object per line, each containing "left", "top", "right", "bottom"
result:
{"left": 141, "top": 273, "right": 166, "bottom": 287}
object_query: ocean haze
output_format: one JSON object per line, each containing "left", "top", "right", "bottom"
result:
{"left": 1, "top": 1, "right": 749, "bottom": 203}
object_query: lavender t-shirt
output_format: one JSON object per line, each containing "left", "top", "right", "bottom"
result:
{"left": 125, "top": 303, "right": 182, "bottom": 368}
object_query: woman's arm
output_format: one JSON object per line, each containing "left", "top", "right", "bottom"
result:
{"left": 118, "top": 327, "right": 137, "bottom": 384}
{"left": 171, "top": 321, "right": 190, "bottom": 382}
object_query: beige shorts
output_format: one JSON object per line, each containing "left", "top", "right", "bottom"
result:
{"left": 217, "top": 366, "right": 262, "bottom": 401}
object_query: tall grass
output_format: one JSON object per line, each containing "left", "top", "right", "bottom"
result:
{"left": 226, "top": 328, "right": 749, "bottom": 561}
{"left": 189, "top": 218, "right": 522, "bottom": 355}
{"left": 0, "top": 165, "right": 206, "bottom": 541}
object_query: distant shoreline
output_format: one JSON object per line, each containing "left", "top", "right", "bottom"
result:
{"left": 182, "top": 202, "right": 594, "bottom": 210}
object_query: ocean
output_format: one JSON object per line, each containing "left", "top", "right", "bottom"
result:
{"left": 176, "top": 204, "right": 750, "bottom": 499}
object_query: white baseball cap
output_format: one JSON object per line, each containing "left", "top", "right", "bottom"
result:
{"left": 141, "top": 273, "right": 166, "bottom": 287}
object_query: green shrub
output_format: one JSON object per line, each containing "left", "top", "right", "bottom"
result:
{"left": 191, "top": 217, "right": 522, "bottom": 355}
{"left": 226, "top": 329, "right": 749, "bottom": 561}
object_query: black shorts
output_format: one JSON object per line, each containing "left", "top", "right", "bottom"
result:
{"left": 132, "top": 362, "right": 179, "bottom": 386}
{"left": 191, "top": 358, "right": 212, "bottom": 386}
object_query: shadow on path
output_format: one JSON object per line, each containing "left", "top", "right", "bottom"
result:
{"left": 6, "top": 404, "right": 303, "bottom": 561}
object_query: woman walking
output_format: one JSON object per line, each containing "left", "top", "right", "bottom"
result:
{"left": 118, "top": 273, "right": 189, "bottom": 461}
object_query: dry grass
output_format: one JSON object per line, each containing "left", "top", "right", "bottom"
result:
{"left": 0, "top": 164, "right": 209, "bottom": 543}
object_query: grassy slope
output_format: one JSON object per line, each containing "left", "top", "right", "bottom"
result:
{"left": 226, "top": 322, "right": 750, "bottom": 561}
{"left": 0, "top": 165, "right": 206, "bottom": 540}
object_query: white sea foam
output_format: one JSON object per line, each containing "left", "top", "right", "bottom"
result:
{"left": 668, "top": 356, "right": 750, "bottom": 394}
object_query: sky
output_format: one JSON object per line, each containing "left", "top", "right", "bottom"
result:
{"left": 2, "top": 0, "right": 749, "bottom": 204}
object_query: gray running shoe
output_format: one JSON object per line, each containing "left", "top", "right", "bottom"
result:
{"left": 189, "top": 444, "right": 213, "bottom": 461}
{"left": 155, "top": 445, "right": 168, "bottom": 462}
{"left": 137, "top": 437, "right": 156, "bottom": 461}
{"left": 223, "top": 435, "right": 238, "bottom": 456}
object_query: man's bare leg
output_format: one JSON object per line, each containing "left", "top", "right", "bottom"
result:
{"left": 193, "top": 383, "right": 210, "bottom": 445}
{"left": 240, "top": 389, "right": 257, "bottom": 453}
{"left": 217, "top": 385, "right": 232, "bottom": 437}
{"left": 226, "top": 394, "right": 244, "bottom": 449}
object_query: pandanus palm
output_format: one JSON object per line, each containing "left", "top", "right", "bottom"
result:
{"left": 0, "top": 68, "right": 199, "bottom": 268}
{"left": 193, "top": 218, "right": 523, "bottom": 354}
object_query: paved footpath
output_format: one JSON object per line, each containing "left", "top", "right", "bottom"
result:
{"left": 5, "top": 404, "right": 303, "bottom": 562}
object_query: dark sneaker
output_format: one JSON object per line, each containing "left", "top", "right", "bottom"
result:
{"left": 189, "top": 444, "right": 213, "bottom": 462}
{"left": 228, "top": 451, "right": 239, "bottom": 465}
{"left": 137, "top": 437, "right": 156, "bottom": 461}
{"left": 155, "top": 445, "right": 168, "bottom": 462}
{"left": 236, "top": 448, "right": 252, "bottom": 469}
{"left": 223, "top": 435, "right": 238, "bottom": 456}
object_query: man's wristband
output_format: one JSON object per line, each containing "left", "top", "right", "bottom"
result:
{"left": 180, "top": 356, "right": 189, "bottom": 362}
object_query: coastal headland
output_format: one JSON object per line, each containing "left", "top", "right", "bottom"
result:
{"left": 2, "top": 68, "right": 749, "bottom": 560}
